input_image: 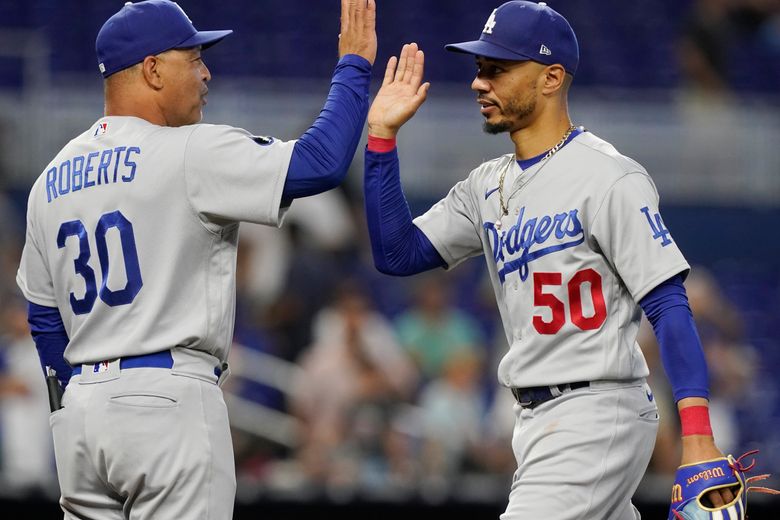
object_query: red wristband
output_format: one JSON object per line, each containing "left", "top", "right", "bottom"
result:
{"left": 367, "top": 135, "right": 397, "bottom": 153}
{"left": 679, "top": 405, "right": 713, "bottom": 436}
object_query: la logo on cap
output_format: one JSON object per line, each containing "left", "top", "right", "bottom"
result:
{"left": 483, "top": 9, "right": 498, "bottom": 34}
{"left": 444, "top": 1, "right": 580, "bottom": 76}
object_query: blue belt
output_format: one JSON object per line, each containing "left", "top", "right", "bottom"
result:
{"left": 511, "top": 381, "right": 590, "bottom": 409}
{"left": 71, "top": 350, "right": 174, "bottom": 376}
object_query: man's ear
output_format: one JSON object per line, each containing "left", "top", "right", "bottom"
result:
{"left": 541, "top": 64, "right": 567, "bottom": 95}
{"left": 141, "top": 55, "right": 164, "bottom": 90}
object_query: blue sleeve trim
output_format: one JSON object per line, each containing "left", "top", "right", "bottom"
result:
{"left": 364, "top": 148, "right": 446, "bottom": 276}
{"left": 27, "top": 302, "right": 72, "bottom": 388}
{"left": 639, "top": 274, "right": 709, "bottom": 402}
{"left": 283, "top": 55, "right": 371, "bottom": 199}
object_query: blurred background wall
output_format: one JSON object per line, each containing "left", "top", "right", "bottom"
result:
{"left": 0, "top": 0, "right": 779, "bottom": 517}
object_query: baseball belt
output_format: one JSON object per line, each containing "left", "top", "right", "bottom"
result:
{"left": 71, "top": 350, "right": 174, "bottom": 376}
{"left": 511, "top": 381, "right": 590, "bottom": 409}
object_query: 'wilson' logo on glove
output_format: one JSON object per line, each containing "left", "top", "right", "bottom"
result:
{"left": 668, "top": 450, "right": 779, "bottom": 520}
{"left": 686, "top": 467, "right": 726, "bottom": 486}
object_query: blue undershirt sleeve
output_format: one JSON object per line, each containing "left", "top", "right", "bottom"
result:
{"left": 364, "top": 147, "right": 446, "bottom": 276}
{"left": 27, "top": 302, "right": 71, "bottom": 388}
{"left": 282, "top": 54, "right": 371, "bottom": 201}
{"left": 639, "top": 273, "right": 709, "bottom": 402}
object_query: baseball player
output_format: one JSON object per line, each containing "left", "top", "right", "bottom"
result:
{"left": 363, "top": 2, "right": 741, "bottom": 518}
{"left": 16, "top": 0, "right": 376, "bottom": 518}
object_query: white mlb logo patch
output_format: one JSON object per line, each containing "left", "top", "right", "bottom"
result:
{"left": 93, "top": 122, "right": 108, "bottom": 137}
{"left": 93, "top": 361, "right": 110, "bottom": 373}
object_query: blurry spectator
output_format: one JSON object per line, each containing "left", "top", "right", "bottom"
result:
{"left": 394, "top": 271, "right": 484, "bottom": 384}
{"left": 679, "top": 0, "right": 733, "bottom": 98}
{"left": 291, "top": 281, "right": 418, "bottom": 490}
{"left": 0, "top": 192, "right": 24, "bottom": 299}
{"left": 730, "top": 0, "right": 780, "bottom": 52}
{"left": 225, "top": 234, "right": 299, "bottom": 481}
{"left": 263, "top": 221, "right": 345, "bottom": 362}
{"left": 679, "top": 0, "right": 780, "bottom": 97}
{"left": 237, "top": 189, "right": 358, "bottom": 363}
{"left": 685, "top": 268, "right": 744, "bottom": 344}
{"left": 387, "top": 271, "right": 512, "bottom": 492}
{"left": 237, "top": 189, "right": 357, "bottom": 309}
{"left": 677, "top": 0, "right": 743, "bottom": 196}
{"left": 479, "top": 388, "right": 519, "bottom": 476}
{"left": 685, "top": 268, "right": 756, "bottom": 453}
{"left": 232, "top": 236, "right": 287, "bottom": 415}
{"left": 417, "top": 348, "right": 485, "bottom": 481}
{"left": 0, "top": 295, "right": 56, "bottom": 493}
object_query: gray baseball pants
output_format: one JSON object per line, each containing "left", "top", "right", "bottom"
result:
{"left": 501, "top": 379, "right": 659, "bottom": 520}
{"left": 50, "top": 349, "right": 235, "bottom": 519}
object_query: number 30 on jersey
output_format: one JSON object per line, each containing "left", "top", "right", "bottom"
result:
{"left": 57, "top": 210, "right": 143, "bottom": 315}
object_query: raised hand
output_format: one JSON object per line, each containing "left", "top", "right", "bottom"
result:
{"left": 367, "top": 43, "right": 430, "bottom": 139}
{"left": 339, "top": 0, "right": 377, "bottom": 65}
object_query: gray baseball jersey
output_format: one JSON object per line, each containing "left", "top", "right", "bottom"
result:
{"left": 414, "top": 131, "right": 689, "bottom": 389}
{"left": 17, "top": 116, "right": 295, "bottom": 366}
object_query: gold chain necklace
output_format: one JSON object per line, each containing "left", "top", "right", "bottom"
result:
{"left": 497, "top": 125, "right": 578, "bottom": 222}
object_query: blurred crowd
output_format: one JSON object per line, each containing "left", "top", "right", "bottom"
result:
{"left": 679, "top": 0, "right": 780, "bottom": 97}
{"left": 223, "top": 189, "right": 516, "bottom": 501}
{"left": 0, "top": 182, "right": 770, "bottom": 502}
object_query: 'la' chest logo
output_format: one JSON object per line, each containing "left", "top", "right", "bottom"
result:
{"left": 484, "top": 207, "right": 585, "bottom": 283}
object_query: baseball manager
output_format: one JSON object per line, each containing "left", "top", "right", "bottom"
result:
{"left": 17, "top": 0, "right": 376, "bottom": 517}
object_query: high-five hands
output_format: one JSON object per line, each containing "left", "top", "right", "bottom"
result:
{"left": 367, "top": 43, "right": 430, "bottom": 139}
{"left": 339, "top": 0, "right": 377, "bottom": 65}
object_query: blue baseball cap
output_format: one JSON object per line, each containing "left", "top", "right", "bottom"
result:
{"left": 96, "top": 0, "right": 233, "bottom": 78}
{"left": 445, "top": 1, "right": 579, "bottom": 76}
